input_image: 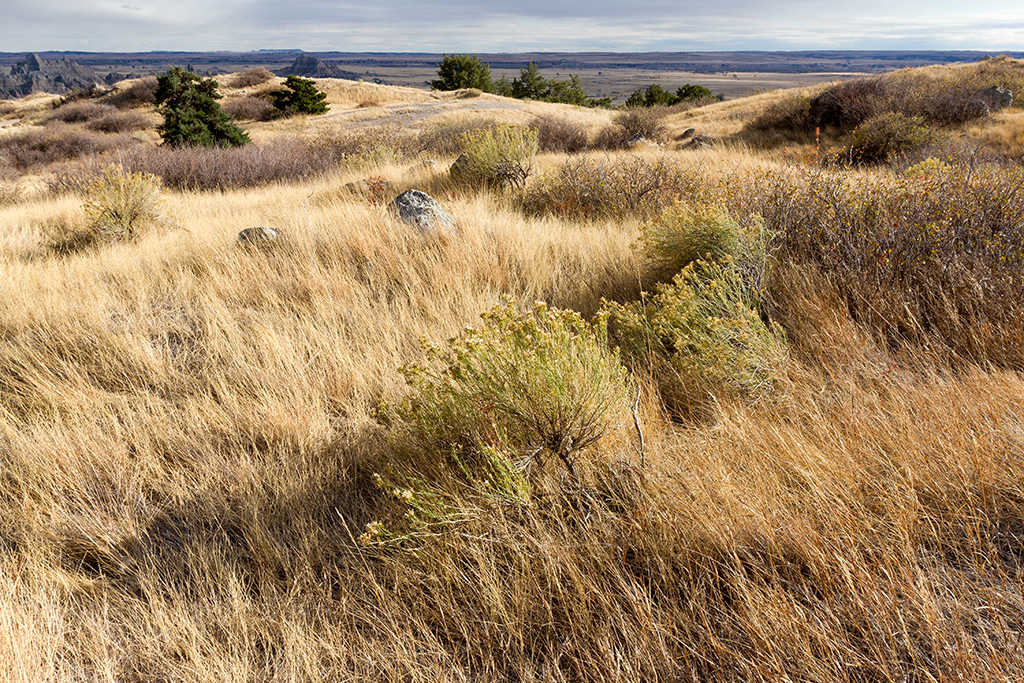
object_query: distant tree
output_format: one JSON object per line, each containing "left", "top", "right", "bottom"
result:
{"left": 154, "top": 66, "right": 249, "bottom": 147}
{"left": 271, "top": 76, "right": 330, "bottom": 115}
{"left": 676, "top": 83, "right": 715, "bottom": 102}
{"left": 431, "top": 54, "right": 494, "bottom": 92}
{"left": 625, "top": 82, "right": 720, "bottom": 108}
{"left": 510, "top": 63, "right": 547, "bottom": 100}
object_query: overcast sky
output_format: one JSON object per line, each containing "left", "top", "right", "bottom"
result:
{"left": 2, "top": 0, "right": 1022, "bottom": 53}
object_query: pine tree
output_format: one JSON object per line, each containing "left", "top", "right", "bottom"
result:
{"left": 271, "top": 76, "right": 330, "bottom": 115}
{"left": 154, "top": 67, "right": 249, "bottom": 147}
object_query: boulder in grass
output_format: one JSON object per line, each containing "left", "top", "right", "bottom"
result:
{"left": 388, "top": 189, "right": 456, "bottom": 234}
{"left": 237, "top": 226, "right": 280, "bottom": 247}
{"left": 978, "top": 85, "right": 1013, "bottom": 114}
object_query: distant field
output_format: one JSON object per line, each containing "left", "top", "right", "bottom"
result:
{"left": 2, "top": 49, "right": 1018, "bottom": 102}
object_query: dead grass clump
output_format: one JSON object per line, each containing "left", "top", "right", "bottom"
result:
{"left": 520, "top": 154, "right": 695, "bottom": 220}
{"left": 222, "top": 95, "right": 278, "bottom": 122}
{"left": 227, "top": 67, "right": 276, "bottom": 89}
{"left": 531, "top": 114, "right": 588, "bottom": 153}
{"left": 0, "top": 123, "right": 131, "bottom": 170}
{"left": 45, "top": 101, "right": 116, "bottom": 125}
{"left": 120, "top": 138, "right": 342, "bottom": 190}
{"left": 104, "top": 76, "right": 158, "bottom": 109}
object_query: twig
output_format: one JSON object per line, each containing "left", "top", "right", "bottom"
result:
{"left": 631, "top": 383, "right": 646, "bottom": 468}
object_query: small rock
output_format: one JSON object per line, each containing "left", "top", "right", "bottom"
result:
{"left": 388, "top": 190, "right": 456, "bottom": 234}
{"left": 237, "top": 226, "right": 280, "bottom": 247}
{"left": 678, "top": 128, "right": 696, "bottom": 140}
{"left": 978, "top": 85, "right": 1013, "bottom": 114}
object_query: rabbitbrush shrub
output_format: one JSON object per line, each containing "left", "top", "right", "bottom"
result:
{"left": 605, "top": 204, "right": 784, "bottom": 418}
{"left": 366, "top": 300, "right": 633, "bottom": 544}
{"left": 82, "top": 164, "right": 165, "bottom": 241}
{"left": 454, "top": 123, "right": 538, "bottom": 190}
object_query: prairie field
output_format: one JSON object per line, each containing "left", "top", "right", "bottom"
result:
{"left": 1, "top": 58, "right": 1024, "bottom": 681}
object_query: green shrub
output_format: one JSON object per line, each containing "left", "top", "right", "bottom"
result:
{"left": 366, "top": 300, "right": 633, "bottom": 544}
{"left": 605, "top": 257, "right": 785, "bottom": 419}
{"left": 843, "top": 111, "right": 932, "bottom": 164}
{"left": 270, "top": 76, "right": 329, "bottom": 116}
{"left": 81, "top": 164, "right": 166, "bottom": 241}
{"left": 155, "top": 67, "right": 249, "bottom": 148}
{"left": 390, "top": 299, "right": 632, "bottom": 478}
{"left": 430, "top": 54, "right": 494, "bottom": 92}
{"left": 454, "top": 123, "right": 538, "bottom": 190}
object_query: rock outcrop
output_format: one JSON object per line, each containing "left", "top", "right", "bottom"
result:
{"left": 978, "top": 85, "right": 1013, "bottom": 113}
{"left": 0, "top": 53, "right": 101, "bottom": 99}
{"left": 237, "top": 226, "right": 281, "bottom": 247}
{"left": 276, "top": 54, "right": 359, "bottom": 81}
{"left": 388, "top": 190, "right": 456, "bottom": 234}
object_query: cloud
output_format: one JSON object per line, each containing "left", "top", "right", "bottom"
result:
{"left": 0, "top": 0, "right": 1021, "bottom": 52}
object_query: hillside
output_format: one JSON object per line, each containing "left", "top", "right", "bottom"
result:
{"left": 1, "top": 59, "right": 1024, "bottom": 681}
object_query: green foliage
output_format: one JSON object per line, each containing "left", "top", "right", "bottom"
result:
{"left": 626, "top": 83, "right": 718, "bottom": 107}
{"left": 843, "top": 112, "right": 933, "bottom": 164}
{"left": 494, "top": 63, "right": 609, "bottom": 107}
{"left": 367, "top": 300, "right": 633, "bottom": 544}
{"left": 454, "top": 123, "right": 538, "bottom": 191}
{"left": 430, "top": 54, "right": 494, "bottom": 92}
{"left": 154, "top": 67, "right": 249, "bottom": 147}
{"left": 270, "top": 76, "right": 330, "bottom": 115}
{"left": 605, "top": 256, "right": 786, "bottom": 418}
{"left": 605, "top": 205, "right": 783, "bottom": 417}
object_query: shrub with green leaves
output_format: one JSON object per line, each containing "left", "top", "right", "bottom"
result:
{"left": 270, "top": 76, "right": 329, "bottom": 116}
{"left": 155, "top": 67, "right": 249, "bottom": 147}
{"left": 605, "top": 257, "right": 785, "bottom": 418}
{"left": 605, "top": 204, "right": 784, "bottom": 418}
{"left": 368, "top": 299, "right": 633, "bottom": 544}
{"left": 453, "top": 123, "right": 538, "bottom": 190}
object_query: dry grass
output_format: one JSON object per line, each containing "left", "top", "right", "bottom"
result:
{"left": 1, "top": 60, "right": 1024, "bottom": 681}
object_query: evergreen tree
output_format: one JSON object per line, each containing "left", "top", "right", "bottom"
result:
{"left": 271, "top": 76, "right": 330, "bottom": 115}
{"left": 430, "top": 54, "right": 494, "bottom": 92}
{"left": 154, "top": 67, "right": 249, "bottom": 147}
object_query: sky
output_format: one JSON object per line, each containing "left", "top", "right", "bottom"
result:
{"left": 2, "top": 0, "right": 1023, "bottom": 53}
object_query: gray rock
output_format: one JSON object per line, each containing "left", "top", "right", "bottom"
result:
{"left": 237, "top": 226, "right": 280, "bottom": 246}
{"left": 979, "top": 85, "right": 1013, "bottom": 113}
{"left": 388, "top": 190, "right": 456, "bottom": 234}
{"left": 678, "top": 128, "right": 696, "bottom": 140}
{"left": 0, "top": 53, "right": 101, "bottom": 99}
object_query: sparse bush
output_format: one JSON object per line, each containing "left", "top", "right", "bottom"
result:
{"left": 105, "top": 76, "right": 158, "bottom": 109}
{"left": 520, "top": 155, "right": 694, "bottom": 220}
{"left": 81, "top": 164, "right": 166, "bottom": 241}
{"left": 120, "top": 138, "right": 345, "bottom": 190}
{"left": 843, "top": 111, "right": 933, "bottom": 164}
{"left": 417, "top": 119, "right": 495, "bottom": 156}
{"left": 0, "top": 124, "right": 129, "bottom": 170}
{"left": 614, "top": 107, "right": 669, "bottom": 142}
{"left": 45, "top": 101, "right": 115, "bottom": 125}
{"left": 46, "top": 161, "right": 106, "bottom": 196}
{"left": 228, "top": 67, "right": 275, "bottom": 89}
{"left": 0, "top": 179, "right": 22, "bottom": 205}
{"left": 531, "top": 114, "right": 588, "bottom": 153}
{"left": 155, "top": 67, "right": 249, "bottom": 147}
{"left": 270, "top": 76, "right": 329, "bottom": 116}
{"left": 87, "top": 109, "right": 151, "bottom": 133}
{"left": 222, "top": 95, "right": 278, "bottom": 122}
{"left": 454, "top": 123, "right": 538, "bottom": 190}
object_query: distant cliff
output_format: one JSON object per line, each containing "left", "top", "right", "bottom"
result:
{"left": 0, "top": 53, "right": 101, "bottom": 98}
{"left": 275, "top": 53, "right": 359, "bottom": 80}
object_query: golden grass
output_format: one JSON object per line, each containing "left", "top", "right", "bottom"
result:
{"left": 1, "top": 67, "right": 1024, "bottom": 679}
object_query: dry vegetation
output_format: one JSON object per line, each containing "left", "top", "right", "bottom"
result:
{"left": 1, "top": 57, "right": 1024, "bottom": 682}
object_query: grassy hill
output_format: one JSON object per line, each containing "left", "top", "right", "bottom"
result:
{"left": 1, "top": 59, "right": 1024, "bottom": 681}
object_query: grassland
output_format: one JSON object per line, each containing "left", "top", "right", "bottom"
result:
{"left": 1, "top": 58, "right": 1024, "bottom": 681}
